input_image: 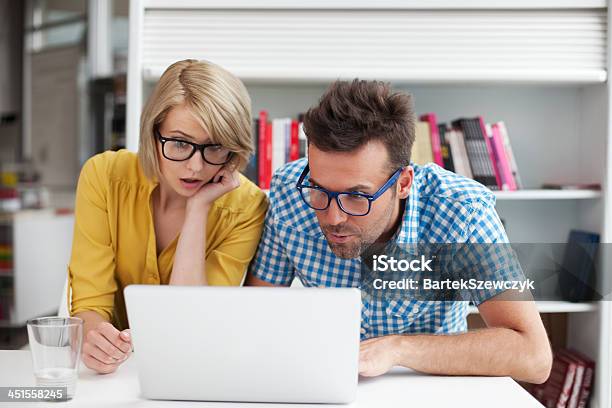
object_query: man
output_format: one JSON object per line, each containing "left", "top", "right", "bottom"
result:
{"left": 246, "top": 79, "right": 552, "bottom": 383}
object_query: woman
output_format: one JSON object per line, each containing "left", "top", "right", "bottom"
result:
{"left": 68, "top": 59, "right": 268, "bottom": 374}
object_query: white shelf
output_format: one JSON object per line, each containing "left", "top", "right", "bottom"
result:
{"left": 143, "top": 69, "right": 608, "bottom": 86}
{"left": 143, "top": 0, "right": 607, "bottom": 10}
{"left": 494, "top": 189, "right": 602, "bottom": 201}
{"left": 469, "top": 301, "right": 598, "bottom": 314}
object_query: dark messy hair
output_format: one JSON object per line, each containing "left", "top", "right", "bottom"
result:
{"left": 303, "top": 79, "right": 416, "bottom": 171}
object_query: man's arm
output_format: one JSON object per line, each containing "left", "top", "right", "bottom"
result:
{"left": 244, "top": 271, "right": 287, "bottom": 287}
{"left": 359, "top": 290, "right": 552, "bottom": 383}
{"left": 360, "top": 195, "right": 551, "bottom": 383}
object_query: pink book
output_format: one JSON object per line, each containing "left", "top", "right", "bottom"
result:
{"left": 478, "top": 116, "right": 503, "bottom": 190}
{"left": 491, "top": 123, "right": 517, "bottom": 191}
{"left": 419, "top": 113, "right": 444, "bottom": 167}
{"left": 265, "top": 121, "right": 273, "bottom": 189}
{"left": 496, "top": 121, "right": 523, "bottom": 189}
{"left": 257, "top": 111, "right": 268, "bottom": 188}
{"left": 290, "top": 119, "right": 299, "bottom": 161}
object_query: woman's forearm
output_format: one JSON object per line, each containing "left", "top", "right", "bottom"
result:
{"left": 75, "top": 310, "right": 109, "bottom": 336}
{"left": 169, "top": 206, "right": 209, "bottom": 286}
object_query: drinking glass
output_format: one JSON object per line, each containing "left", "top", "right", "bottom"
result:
{"left": 26, "top": 317, "right": 83, "bottom": 400}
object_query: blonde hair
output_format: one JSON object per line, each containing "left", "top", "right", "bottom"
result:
{"left": 138, "top": 59, "right": 253, "bottom": 179}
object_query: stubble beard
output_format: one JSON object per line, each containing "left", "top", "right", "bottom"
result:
{"left": 322, "top": 199, "right": 396, "bottom": 259}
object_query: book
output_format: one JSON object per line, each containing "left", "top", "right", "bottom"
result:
{"left": 252, "top": 112, "right": 308, "bottom": 188}
{"left": 558, "top": 230, "right": 600, "bottom": 302}
{"left": 438, "top": 124, "right": 455, "bottom": 172}
{"left": 290, "top": 119, "right": 300, "bottom": 162}
{"left": 477, "top": 116, "right": 503, "bottom": 188}
{"left": 495, "top": 121, "right": 523, "bottom": 189}
{"left": 257, "top": 111, "right": 268, "bottom": 189}
{"left": 542, "top": 352, "right": 577, "bottom": 408}
{"left": 264, "top": 121, "right": 273, "bottom": 189}
{"left": 284, "top": 118, "right": 292, "bottom": 163}
{"left": 490, "top": 123, "right": 517, "bottom": 191}
{"left": 446, "top": 128, "right": 473, "bottom": 179}
{"left": 557, "top": 350, "right": 586, "bottom": 408}
{"left": 272, "top": 118, "right": 288, "bottom": 174}
{"left": 452, "top": 117, "right": 501, "bottom": 190}
{"left": 530, "top": 349, "right": 596, "bottom": 408}
{"left": 412, "top": 121, "right": 434, "bottom": 165}
{"left": 419, "top": 113, "right": 444, "bottom": 167}
{"left": 298, "top": 114, "right": 308, "bottom": 159}
{"left": 567, "top": 349, "right": 595, "bottom": 408}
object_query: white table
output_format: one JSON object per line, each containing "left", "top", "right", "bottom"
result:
{"left": 0, "top": 350, "right": 543, "bottom": 407}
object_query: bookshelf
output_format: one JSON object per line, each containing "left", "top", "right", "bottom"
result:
{"left": 128, "top": 1, "right": 611, "bottom": 407}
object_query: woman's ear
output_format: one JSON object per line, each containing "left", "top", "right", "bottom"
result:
{"left": 226, "top": 155, "right": 240, "bottom": 172}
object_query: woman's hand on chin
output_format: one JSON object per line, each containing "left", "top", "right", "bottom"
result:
{"left": 186, "top": 167, "right": 241, "bottom": 214}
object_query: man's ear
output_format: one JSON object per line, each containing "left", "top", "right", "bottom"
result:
{"left": 397, "top": 166, "right": 413, "bottom": 199}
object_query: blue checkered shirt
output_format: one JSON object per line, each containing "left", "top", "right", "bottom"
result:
{"left": 249, "top": 158, "right": 517, "bottom": 339}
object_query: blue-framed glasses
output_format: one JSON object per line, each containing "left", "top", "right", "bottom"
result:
{"left": 296, "top": 164, "right": 404, "bottom": 216}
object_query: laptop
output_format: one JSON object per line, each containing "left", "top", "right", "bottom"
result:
{"left": 124, "top": 285, "right": 361, "bottom": 403}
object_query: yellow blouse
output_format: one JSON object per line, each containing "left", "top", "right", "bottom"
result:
{"left": 68, "top": 150, "right": 268, "bottom": 330}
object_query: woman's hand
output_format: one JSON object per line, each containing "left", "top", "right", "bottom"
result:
{"left": 82, "top": 322, "right": 132, "bottom": 374}
{"left": 171, "top": 167, "right": 240, "bottom": 286}
{"left": 186, "top": 167, "right": 241, "bottom": 214}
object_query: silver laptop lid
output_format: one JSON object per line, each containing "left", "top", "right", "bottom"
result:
{"left": 124, "top": 285, "right": 361, "bottom": 403}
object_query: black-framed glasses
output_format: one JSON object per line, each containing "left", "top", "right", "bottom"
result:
{"left": 296, "top": 164, "right": 404, "bottom": 216}
{"left": 155, "top": 129, "right": 233, "bottom": 165}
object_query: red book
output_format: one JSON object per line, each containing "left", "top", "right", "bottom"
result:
{"left": 289, "top": 120, "right": 300, "bottom": 162}
{"left": 264, "top": 121, "right": 273, "bottom": 189}
{"left": 566, "top": 349, "right": 595, "bottom": 408}
{"left": 477, "top": 116, "right": 503, "bottom": 190}
{"left": 557, "top": 350, "right": 586, "bottom": 408}
{"left": 257, "top": 111, "right": 268, "bottom": 188}
{"left": 419, "top": 113, "right": 444, "bottom": 167}
{"left": 542, "top": 353, "right": 577, "bottom": 408}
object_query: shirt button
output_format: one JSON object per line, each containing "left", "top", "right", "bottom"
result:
{"left": 412, "top": 305, "right": 420, "bottom": 314}
{"left": 360, "top": 327, "right": 366, "bottom": 334}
